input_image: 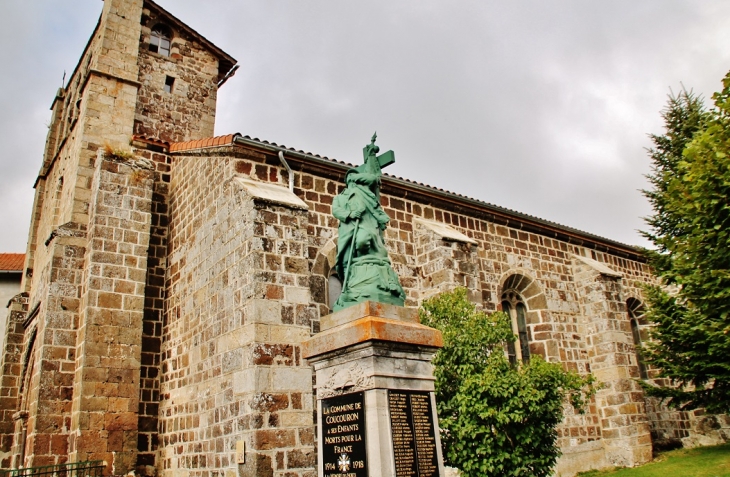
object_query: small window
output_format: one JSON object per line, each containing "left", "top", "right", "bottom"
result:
{"left": 502, "top": 291, "right": 530, "bottom": 364}
{"left": 628, "top": 299, "right": 648, "bottom": 379}
{"left": 164, "top": 76, "right": 175, "bottom": 93}
{"left": 502, "top": 302, "right": 518, "bottom": 366}
{"left": 515, "top": 303, "right": 530, "bottom": 362}
{"left": 149, "top": 24, "right": 172, "bottom": 57}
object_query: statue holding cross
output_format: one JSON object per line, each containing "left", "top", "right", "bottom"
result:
{"left": 331, "top": 133, "right": 406, "bottom": 311}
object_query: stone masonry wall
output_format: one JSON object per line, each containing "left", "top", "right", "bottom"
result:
{"left": 13, "top": 227, "right": 87, "bottom": 468}
{"left": 68, "top": 153, "right": 154, "bottom": 475}
{"left": 129, "top": 142, "right": 172, "bottom": 475}
{"left": 0, "top": 297, "right": 28, "bottom": 467}
{"left": 135, "top": 6, "right": 220, "bottom": 143}
{"left": 414, "top": 223, "right": 480, "bottom": 303}
{"left": 2, "top": 0, "right": 147, "bottom": 471}
{"left": 184, "top": 143, "right": 660, "bottom": 476}
{"left": 160, "top": 147, "right": 317, "bottom": 477}
{"left": 573, "top": 260, "right": 652, "bottom": 468}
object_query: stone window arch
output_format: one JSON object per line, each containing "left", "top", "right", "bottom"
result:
{"left": 311, "top": 237, "right": 340, "bottom": 316}
{"left": 627, "top": 297, "right": 648, "bottom": 379}
{"left": 499, "top": 272, "right": 547, "bottom": 363}
{"left": 149, "top": 24, "right": 172, "bottom": 57}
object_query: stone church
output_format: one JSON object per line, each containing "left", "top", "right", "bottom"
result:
{"left": 2, "top": 0, "right": 727, "bottom": 476}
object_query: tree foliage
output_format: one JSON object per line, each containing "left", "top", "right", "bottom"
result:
{"left": 641, "top": 74, "right": 730, "bottom": 413}
{"left": 420, "top": 289, "right": 595, "bottom": 477}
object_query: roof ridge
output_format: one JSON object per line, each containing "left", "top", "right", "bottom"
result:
{"left": 166, "top": 132, "right": 642, "bottom": 255}
{"left": 232, "top": 135, "right": 642, "bottom": 253}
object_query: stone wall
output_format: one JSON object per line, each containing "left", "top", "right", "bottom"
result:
{"left": 165, "top": 142, "right": 664, "bottom": 476}
{"left": 67, "top": 152, "right": 154, "bottom": 474}
{"left": 0, "top": 0, "right": 239, "bottom": 471}
{"left": 159, "top": 147, "right": 317, "bottom": 477}
{"left": 0, "top": 294, "right": 28, "bottom": 467}
{"left": 572, "top": 258, "right": 651, "bottom": 469}
{"left": 129, "top": 141, "right": 172, "bottom": 475}
{"left": 134, "top": 5, "right": 221, "bottom": 143}
{"left": 5, "top": 0, "right": 147, "bottom": 468}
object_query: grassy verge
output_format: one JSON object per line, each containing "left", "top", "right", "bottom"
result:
{"left": 576, "top": 443, "right": 730, "bottom": 477}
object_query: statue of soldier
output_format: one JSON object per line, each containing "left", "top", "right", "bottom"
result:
{"left": 331, "top": 134, "right": 406, "bottom": 311}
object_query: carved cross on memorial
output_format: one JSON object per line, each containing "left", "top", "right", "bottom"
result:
{"left": 332, "top": 133, "right": 406, "bottom": 311}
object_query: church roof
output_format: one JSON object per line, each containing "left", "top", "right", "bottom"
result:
{"left": 0, "top": 254, "right": 24, "bottom": 273}
{"left": 166, "top": 133, "right": 645, "bottom": 261}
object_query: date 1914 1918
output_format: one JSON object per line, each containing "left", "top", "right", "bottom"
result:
{"left": 322, "top": 392, "right": 367, "bottom": 477}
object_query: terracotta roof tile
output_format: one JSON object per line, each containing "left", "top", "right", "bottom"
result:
{"left": 169, "top": 134, "right": 239, "bottom": 153}
{"left": 0, "top": 253, "right": 24, "bottom": 272}
{"left": 131, "top": 135, "right": 170, "bottom": 149}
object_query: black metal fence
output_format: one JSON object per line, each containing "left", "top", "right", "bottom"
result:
{"left": 0, "top": 461, "right": 105, "bottom": 477}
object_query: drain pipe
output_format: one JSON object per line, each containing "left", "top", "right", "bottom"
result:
{"left": 278, "top": 151, "right": 294, "bottom": 192}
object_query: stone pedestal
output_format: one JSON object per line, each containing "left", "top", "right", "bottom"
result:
{"left": 303, "top": 302, "right": 446, "bottom": 477}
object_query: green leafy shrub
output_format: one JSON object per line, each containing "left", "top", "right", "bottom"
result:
{"left": 420, "top": 288, "right": 596, "bottom": 477}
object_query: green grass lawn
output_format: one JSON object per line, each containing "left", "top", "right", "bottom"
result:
{"left": 576, "top": 443, "right": 730, "bottom": 477}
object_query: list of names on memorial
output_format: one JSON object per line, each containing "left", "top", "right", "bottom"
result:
{"left": 388, "top": 391, "right": 440, "bottom": 477}
{"left": 321, "top": 392, "right": 367, "bottom": 477}
{"left": 389, "top": 392, "right": 417, "bottom": 476}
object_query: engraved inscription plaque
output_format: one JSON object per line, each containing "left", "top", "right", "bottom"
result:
{"left": 389, "top": 392, "right": 417, "bottom": 476}
{"left": 388, "top": 391, "right": 440, "bottom": 477}
{"left": 322, "top": 392, "right": 367, "bottom": 477}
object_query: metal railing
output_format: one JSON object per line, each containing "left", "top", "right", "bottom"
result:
{"left": 0, "top": 461, "right": 105, "bottom": 477}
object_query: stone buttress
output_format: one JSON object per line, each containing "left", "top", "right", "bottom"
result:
{"left": 161, "top": 148, "right": 317, "bottom": 477}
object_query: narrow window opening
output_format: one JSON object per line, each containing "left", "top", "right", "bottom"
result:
{"left": 502, "top": 291, "right": 530, "bottom": 364}
{"left": 164, "top": 76, "right": 175, "bottom": 93}
{"left": 516, "top": 303, "right": 530, "bottom": 362}
{"left": 628, "top": 299, "right": 649, "bottom": 379}
{"left": 149, "top": 24, "right": 172, "bottom": 57}
{"left": 502, "top": 301, "right": 517, "bottom": 366}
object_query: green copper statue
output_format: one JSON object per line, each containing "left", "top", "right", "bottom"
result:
{"left": 332, "top": 133, "right": 406, "bottom": 311}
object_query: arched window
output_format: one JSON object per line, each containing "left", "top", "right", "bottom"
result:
{"left": 627, "top": 298, "right": 648, "bottom": 379}
{"left": 501, "top": 291, "right": 530, "bottom": 365}
{"left": 149, "top": 24, "right": 172, "bottom": 57}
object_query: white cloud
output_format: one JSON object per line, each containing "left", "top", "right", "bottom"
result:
{"left": 2, "top": 0, "right": 730, "bottom": 250}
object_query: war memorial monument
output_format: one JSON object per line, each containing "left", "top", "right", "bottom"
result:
{"left": 303, "top": 135, "right": 445, "bottom": 477}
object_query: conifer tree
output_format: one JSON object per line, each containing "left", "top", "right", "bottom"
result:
{"left": 641, "top": 74, "right": 730, "bottom": 413}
